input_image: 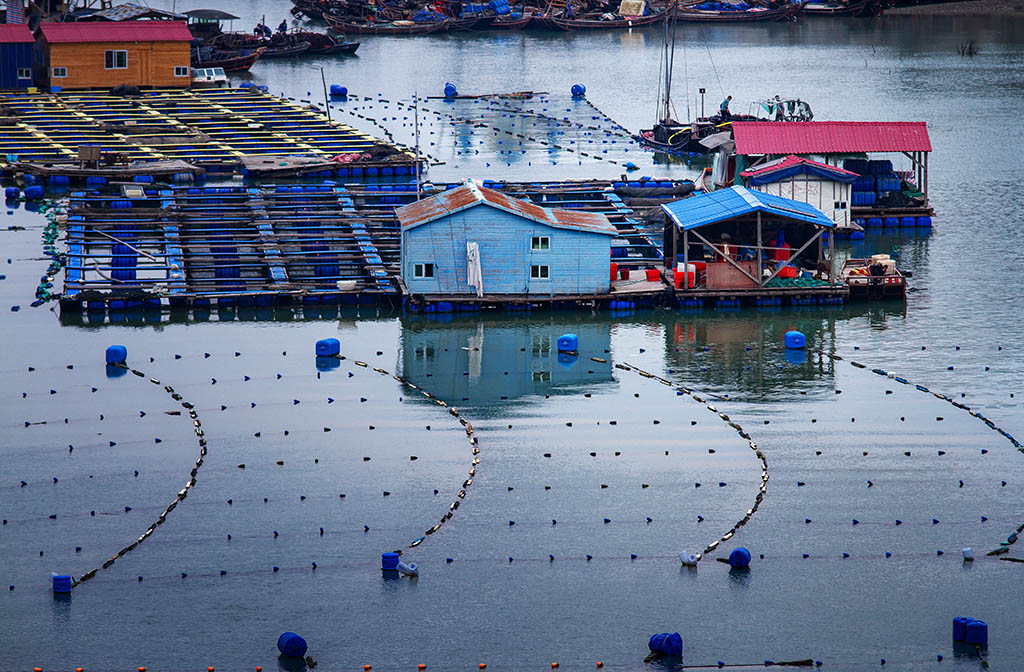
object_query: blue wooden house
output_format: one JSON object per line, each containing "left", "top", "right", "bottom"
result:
{"left": 0, "top": 24, "right": 35, "bottom": 90}
{"left": 396, "top": 182, "right": 617, "bottom": 297}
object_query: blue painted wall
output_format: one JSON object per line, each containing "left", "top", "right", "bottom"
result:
{"left": 402, "top": 205, "right": 612, "bottom": 296}
{"left": 0, "top": 43, "right": 34, "bottom": 89}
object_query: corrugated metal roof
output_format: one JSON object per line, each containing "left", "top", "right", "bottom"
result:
{"left": 185, "top": 9, "right": 241, "bottom": 20}
{"left": 39, "top": 20, "right": 194, "bottom": 43}
{"left": 89, "top": 4, "right": 186, "bottom": 21}
{"left": 661, "top": 185, "right": 835, "bottom": 231}
{"left": 396, "top": 183, "right": 618, "bottom": 235}
{"left": 732, "top": 122, "right": 932, "bottom": 155}
{"left": 740, "top": 154, "right": 858, "bottom": 186}
{"left": 0, "top": 23, "right": 35, "bottom": 43}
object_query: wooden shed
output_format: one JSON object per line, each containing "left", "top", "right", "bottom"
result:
{"left": 37, "top": 21, "right": 193, "bottom": 91}
{"left": 396, "top": 182, "right": 618, "bottom": 298}
{"left": 739, "top": 155, "right": 858, "bottom": 228}
{"left": 0, "top": 24, "right": 35, "bottom": 90}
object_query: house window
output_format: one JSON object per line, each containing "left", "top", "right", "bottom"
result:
{"left": 413, "top": 263, "right": 434, "bottom": 278}
{"left": 104, "top": 50, "right": 128, "bottom": 70}
{"left": 531, "top": 236, "right": 550, "bottom": 251}
{"left": 530, "top": 264, "right": 549, "bottom": 279}
{"left": 174, "top": 66, "right": 189, "bottom": 77}
{"left": 834, "top": 201, "right": 847, "bottom": 210}
{"left": 17, "top": 68, "right": 31, "bottom": 80}
{"left": 52, "top": 67, "right": 67, "bottom": 78}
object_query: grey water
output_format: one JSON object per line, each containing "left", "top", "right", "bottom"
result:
{"left": 2, "top": 8, "right": 1024, "bottom": 671}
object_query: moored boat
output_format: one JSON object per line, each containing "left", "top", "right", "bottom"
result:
{"left": 674, "top": 0, "right": 805, "bottom": 22}
{"left": 489, "top": 13, "right": 533, "bottom": 28}
{"left": 323, "top": 14, "right": 450, "bottom": 34}
{"left": 547, "top": 9, "right": 669, "bottom": 30}
{"left": 191, "top": 46, "right": 264, "bottom": 73}
{"left": 260, "top": 40, "right": 311, "bottom": 58}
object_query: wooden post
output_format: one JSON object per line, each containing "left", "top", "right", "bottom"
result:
{"left": 671, "top": 220, "right": 677, "bottom": 272}
{"left": 682, "top": 230, "right": 688, "bottom": 290}
{"left": 924, "top": 151, "right": 929, "bottom": 202}
{"left": 756, "top": 211, "right": 763, "bottom": 287}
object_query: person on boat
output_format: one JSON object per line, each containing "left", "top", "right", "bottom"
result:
{"left": 253, "top": 22, "right": 266, "bottom": 36}
{"left": 262, "top": 24, "right": 273, "bottom": 37}
{"left": 720, "top": 96, "right": 732, "bottom": 120}
{"left": 773, "top": 95, "right": 785, "bottom": 121}
{"left": 278, "top": 19, "right": 289, "bottom": 33}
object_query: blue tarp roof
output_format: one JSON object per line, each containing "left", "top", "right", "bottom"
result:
{"left": 661, "top": 186, "right": 835, "bottom": 231}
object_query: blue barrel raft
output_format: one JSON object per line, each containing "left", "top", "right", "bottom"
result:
{"left": 965, "top": 620, "right": 988, "bottom": 645}
{"left": 647, "top": 632, "right": 683, "bottom": 659}
{"left": 277, "top": 631, "right": 308, "bottom": 658}
{"left": 728, "top": 547, "right": 751, "bottom": 569}
{"left": 315, "top": 338, "right": 340, "bottom": 357}
{"left": 556, "top": 333, "right": 579, "bottom": 352}
{"left": 51, "top": 573, "right": 72, "bottom": 593}
{"left": 381, "top": 552, "right": 400, "bottom": 571}
{"left": 571, "top": 83, "right": 586, "bottom": 98}
{"left": 784, "top": 331, "right": 806, "bottom": 350}
{"left": 105, "top": 344, "right": 127, "bottom": 364}
{"left": 329, "top": 84, "right": 348, "bottom": 98}
{"left": 444, "top": 82, "right": 458, "bottom": 98}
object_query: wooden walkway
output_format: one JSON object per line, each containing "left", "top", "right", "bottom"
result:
{"left": 0, "top": 89, "right": 416, "bottom": 178}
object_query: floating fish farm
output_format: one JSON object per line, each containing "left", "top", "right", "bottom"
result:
{"left": 0, "top": 88, "right": 416, "bottom": 179}
{"left": 57, "top": 180, "right": 667, "bottom": 314}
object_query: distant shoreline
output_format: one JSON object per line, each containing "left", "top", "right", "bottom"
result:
{"left": 887, "top": 0, "right": 1024, "bottom": 15}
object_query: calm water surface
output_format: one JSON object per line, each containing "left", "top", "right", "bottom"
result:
{"left": 1, "top": 8, "right": 1023, "bottom": 671}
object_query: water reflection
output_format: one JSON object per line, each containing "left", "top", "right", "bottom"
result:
{"left": 398, "top": 313, "right": 614, "bottom": 408}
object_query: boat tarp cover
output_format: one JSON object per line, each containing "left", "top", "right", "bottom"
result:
{"left": 648, "top": 632, "right": 683, "bottom": 657}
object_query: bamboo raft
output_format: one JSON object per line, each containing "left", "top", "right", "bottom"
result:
{"left": 58, "top": 180, "right": 671, "bottom": 315}
{"left": 0, "top": 88, "right": 416, "bottom": 180}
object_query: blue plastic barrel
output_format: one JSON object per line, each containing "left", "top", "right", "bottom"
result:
{"left": 5, "top": 187, "right": 20, "bottom": 200}
{"left": 444, "top": 82, "right": 458, "bottom": 98}
{"left": 315, "top": 338, "right": 340, "bottom": 356}
{"left": 953, "top": 617, "right": 969, "bottom": 641}
{"left": 728, "top": 547, "right": 751, "bottom": 569}
{"left": 965, "top": 620, "right": 988, "bottom": 645}
{"left": 23, "top": 185, "right": 44, "bottom": 200}
{"left": 381, "top": 552, "right": 400, "bottom": 570}
{"left": 51, "top": 573, "right": 72, "bottom": 593}
{"left": 277, "top": 631, "right": 308, "bottom": 658}
{"left": 557, "top": 333, "right": 579, "bottom": 352}
{"left": 917, "top": 216, "right": 932, "bottom": 227}
{"left": 330, "top": 84, "right": 348, "bottom": 98}
{"left": 866, "top": 217, "right": 882, "bottom": 227}
{"left": 883, "top": 217, "right": 899, "bottom": 227}
{"left": 105, "top": 345, "right": 127, "bottom": 364}
{"left": 784, "top": 331, "right": 806, "bottom": 350}
{"left": 900, "top": 216, "right": 916, "bottom": 227}
{"left": 571, "top": 83, "right": 586, "bottom": 98}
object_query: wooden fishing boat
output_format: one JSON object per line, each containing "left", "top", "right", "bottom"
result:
{"left": 449, "top": 15, "right": 484, "bottom": 30}
{"left": 803, "top": 0, "right": 880, "bottom": 15}
{"left": 488, "top": 13, "right": 533, "bottom": 28}
{"left": 313, "top": 40, "right": 360, "bottom": 54}
{"left": 260, "top": 40, "right": 311, "bottom": 58}
{"left": 191, "top": 47, "right": 263, "bottom": 73}
{"left": 674, "top": 1, "right": 804, "bottom": 22}
{"left": 324, "top": 14, "right": 450, "bottom": 34}
{"left": 548, "top": 10, "right": 668, "bottom": 30}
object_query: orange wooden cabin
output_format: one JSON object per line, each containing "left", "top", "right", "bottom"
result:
{"left": 37, "top": 21, "right": 193, "bottom": 90}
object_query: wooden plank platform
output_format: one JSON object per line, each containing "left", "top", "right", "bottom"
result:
{"left": 0, "top": 88, "right": 417, "bottom": 179}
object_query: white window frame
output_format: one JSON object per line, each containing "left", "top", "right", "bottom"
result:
{"left": 531, "top": 235, "right": 550, "bottom": 251}
{"left": 174, "top": 66, "right": 189, "bottom": 77}
{"left": 51, "top": 67, "right": 67, "bottom": 78}
{"left": 530, "top": 264, "right": 549, "bottom": 280}
{"left": 413, "top": 263, "right": 434, "bottom": 278}
{"left": 104, "top": 50, "right": 128, "bottom": 70}
{"left": 17, "top": 68, "right": 31, "bottom": 80}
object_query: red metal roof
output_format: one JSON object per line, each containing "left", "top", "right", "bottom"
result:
{"left": 739, "top": 155, "right": 859, "bottom": 178}
{"left": 0, "top": 23, "right": 34, "bottom": 43}
{"left": 396, "top": 182, "right": 617, "bottom": 235}
{"left": 732, "top": 122, "right": 932, "bottom": 155}
{"left": 39, "top": 20, "right": 193, "bottom": 43}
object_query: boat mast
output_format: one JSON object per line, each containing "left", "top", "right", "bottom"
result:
{"left": 662, "top": 2, "right": 678, "bottom": 123}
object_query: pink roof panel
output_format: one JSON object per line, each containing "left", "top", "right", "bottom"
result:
{"left": 732, "top": 122, "right": 932, "bottom": 155}
{"left": 0, "top": 24, "right": 34, "bottom": 43}
{"left": 39, "top": 21, "right": 193, "bottom": 43}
